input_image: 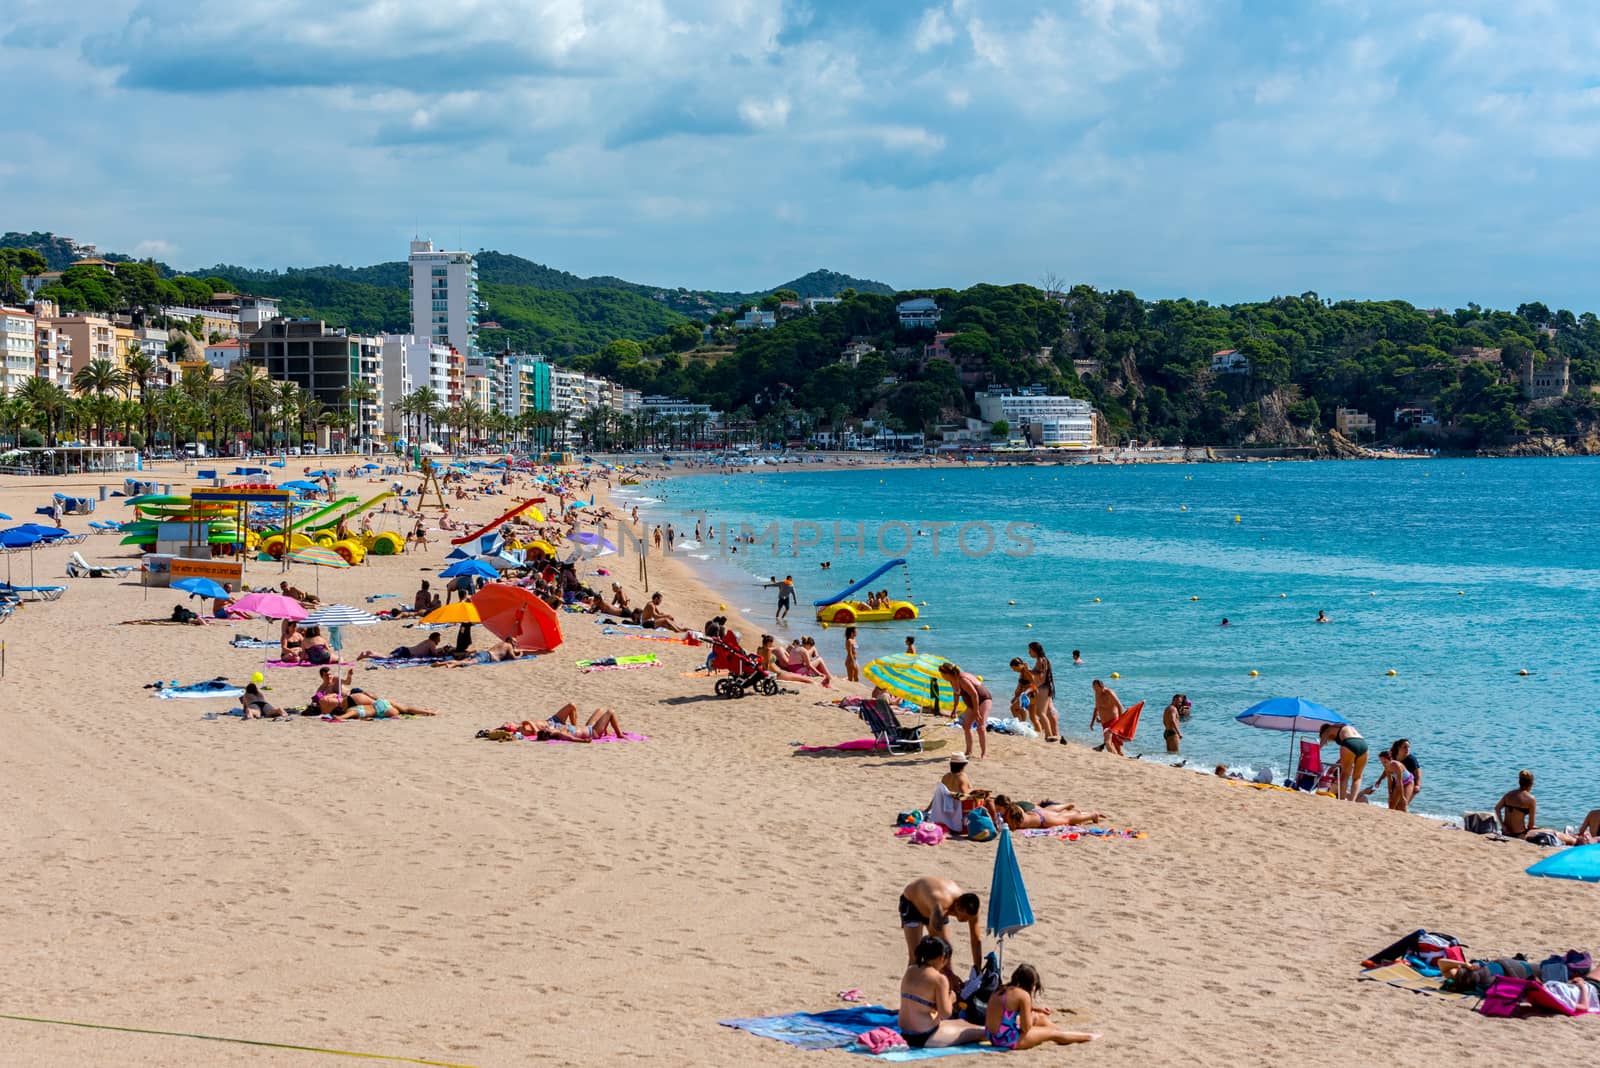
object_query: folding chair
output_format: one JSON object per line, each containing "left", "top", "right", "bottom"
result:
{"left": 862, "top": 699, "right": 926, "bottom": 754}
{"left": 1295, "top": 739, "right": 1341, "bottom": 793}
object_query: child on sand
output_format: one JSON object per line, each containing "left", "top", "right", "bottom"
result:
{"left": 985, "top": 964, "right": 1099, "bottom": 1050}
{"left": 844, "top": 626, "right": 859, "bottom": 683}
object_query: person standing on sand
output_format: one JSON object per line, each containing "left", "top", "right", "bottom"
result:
{"left": 1091, "top": 679, "right": 1125, "bottom": 753}
{"left": 940, "top": 662, "right": 992, "bottom": 760}
{"left": 1028, "top": 641, "right": 1061, "bottom": 744}
{"left": 897, "top": 876, "right": 983, "bottom": 976}
{"left": 1318, "top": 722, "right": 1369, "bottom": 801}
{"left": 844, "top": 626, "right": 860, "bottom": 683}
{"left": 1161, "top": 694, "right": 1184, "bottom": 754}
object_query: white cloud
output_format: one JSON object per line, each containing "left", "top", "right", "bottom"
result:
{"left": 913, "top": 6, "right": 955, "bottom": 52}
{"left": 132, "top": 239, "right": 177, "bottom": 259}
{"left": 738, "top": 96, "right": 791, "bottom": 130}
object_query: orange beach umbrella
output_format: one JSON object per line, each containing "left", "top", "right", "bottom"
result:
{"left": 471, "top": 584, "right": 563, "bottom": 652}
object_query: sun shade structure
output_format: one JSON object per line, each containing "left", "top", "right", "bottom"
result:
{"left": 862, "top": 653, "right": 974, "bottom": 709}
{"left": 1527, "top": 845, "right": 1600, "bottom": 883}
{"left": 439, "top": 559, "right": 500, "bottom": 581}
{"left": 472, "top": 584, "right": 563, "bottom": 652}
{"left": 300, "top": 604, "right": 381, "bottom": 628}
{"left": 287, "top": 546, "right": 349, "bottom": 568}
{"left": 422, "top": 601, "right": 483, "bottom": 625}
{"left": 172, "top": 577, "right": 231, "bottom": 600}
{"left": 229, "top": 591, "right": 308, "bottom": 621}
{"left": 1236, "top": 697, "right": 1350, "bottom": 783}
{"left": 987, "top": 826, "right": 1035, "bottom": 971}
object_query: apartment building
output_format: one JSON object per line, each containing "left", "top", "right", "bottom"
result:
{"left": 408, "top": 239, "right": 478, "bottom": 362}
{"left": 32, "top": 301, "right": 72, "bottom": 388}
{"left": 1, "top": 307, "right": 36, "bottom": 393}
{"left": 245, "top": 319, "right": 383, "bottom": 448}
{"left": 975, "top": 386, "right": 1098, "bottom": 447}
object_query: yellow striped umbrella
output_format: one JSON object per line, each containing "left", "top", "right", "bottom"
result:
{"left": 286, "top": 545, "right": 348, "bottom": 596}
{"left": 862, "top": 653, "right": 980, "bottom": 709}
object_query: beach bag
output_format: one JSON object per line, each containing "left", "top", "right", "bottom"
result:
{"left": 965, "top": 808, "right": 997, "bottom": 842}
{"left": 910, "top": 822, "right": 945, "bottom": 846}
{"left": 959, "top": 954, "right": 1001, "bottom": 1024}
{"left": 1525, "top": 829, "right": 1561, "bottom": 847}
{"left": 1539, "top": 956, "right": 1571, "bottom": 984}
{"left": 896, "top": 810, "right": 924, "bottom": 828}
{"left": 1415, "top": 933, "right": 1459, "bottom": 967}
{"left": 170, "top": 604, "right": 197, "bottom": 623}
{"left": 1462, "top": 812, "right": 1498, "bottom": 835}
{"left": 1479, "top": 975, "right": 1530, "bottom": 1017}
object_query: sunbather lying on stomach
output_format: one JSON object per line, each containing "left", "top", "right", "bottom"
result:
{"left": 995, "top": 799, "right": 1105, "bottom": 830}
{"left": 432, "top": 640, "right": 523, "bottom": 666}
{"left": 517, "top": 703, "right": 625, "bottom": 742}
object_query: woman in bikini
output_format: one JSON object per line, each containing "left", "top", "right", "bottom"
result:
{"left": 939, "top": 662, "right": 992, "bottom": 760}
{"left": 1008, "top": 658, "right": 1049, "bottom": 739}
{"left": 897, "top": 936, "right": 984, "bottom": 1050}
{"left": 1319, "top": 722, "right": 1369, "bottom": 801}
{"left": 239, "top": 683, "right": 284, "bottom": 720}
{"left": 518, "top": 703, "right": 624, "bottom": 742}
{"left": 985, "top": 964, "right": 1098, "bottom": 1051}
{"left": 1495, "top": 769, "right": 1547, "bottom": 840}
{"left": 996, "top": 801, "right": 1107, "bottom": 831}
{"left": 1358, "top": 751, "right": 1414, "bottom": 812}
{"left": 1027, "top": 642, "right": 1060, "bottom": 743}
{"left": 759, "top": 635, "right": 818, "bottom": 685}
{"left": 279, "top": 620, "right": 306, "bottom": 663}
{"left": 844, "top": 626, "right": 860, "bottom": 683}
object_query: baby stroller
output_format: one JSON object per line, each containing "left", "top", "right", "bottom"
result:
{"left": 710, "top": 634, "right": 779, "bottom": 699}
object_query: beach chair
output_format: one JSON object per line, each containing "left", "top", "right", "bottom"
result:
{"left": 67, "top": 550, "right": 135, "bottom": 579}
{"left": 0, "top": 583, "right": 66, "bottom": 602}
{"left": 863, "top": 699, "right": 926, "bottom": 754}
{"left": 89, "top": 520, "right": 124, "bottom": 534}
{"left": 1295, "top": 740, "right": 1341, "bottom": 793}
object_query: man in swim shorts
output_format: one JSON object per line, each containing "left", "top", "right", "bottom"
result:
{"left": 765, "top": 575, "right": 796, "bottom": 621}
{"left": 898, "top": 876, "right": 982, "bottom": 978}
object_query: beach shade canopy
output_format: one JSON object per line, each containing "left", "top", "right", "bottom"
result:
{"left": 1, "top": 522, "right": 69, "bottom": 543}
{"left": 569, "top": 530, "right": 616, "bottom": 551}
{"left": 422, "top": 601, "right": 483, "bottom": 625}
{"left": 301, "top": 604, "right": 381, "bottom": 628}
{"left": 172, "top": 576, "right": 231, "bottom": 600}
{"left": 472, "top": 583, "right": 563, "bottom": 652}
{"left": 440, "top": 558, "right": 500, "bottom": 580}
{"left": 362, "top": 463, "right": 381, "bottom": 470}
{"left": 987, "top": 826, "right": 1035, "bottom": 971}
{"left": 472, "top": 551, "right": 524, "bottom": 570}
{"left": 281, "top": 480, "right": 323, "bottom": 494}
{"left": 419, "top": 442, "right": 444, "bottom": 454}
{"left": 230, "top": 591, "right": 308, "bottom": 620}
{"left": 287, "top": 546, "right": 349, "bottom": 569}
{"left": 0, "top": 512, "right": 10, "bottom": 520}
{"left": 1527, "top": 845, "right": 1600, "bottom": 883}
{"left": 1235, "top": 697, "right": 1348, "bottom": 733}
{"left": 862, "top": 653, "right": 973, "bottom": 709}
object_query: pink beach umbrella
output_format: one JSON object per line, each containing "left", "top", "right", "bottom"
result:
{"left": 229, "top": 591, "right": 308, "bottom": 621}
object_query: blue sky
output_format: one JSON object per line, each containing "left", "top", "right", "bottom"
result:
{"left": 6, "top": 0, "right": 1600, "bottom": 310}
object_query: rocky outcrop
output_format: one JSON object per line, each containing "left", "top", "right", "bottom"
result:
{"left": 1321, "top": 429, "right": 1377, "bottom": 459}
{"left": 1247, "top": 390, "right": 1319, "bottom": 447}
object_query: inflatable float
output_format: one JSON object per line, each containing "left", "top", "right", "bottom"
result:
{"left": 813, "top": 559, "right": 920, "bottom": 624}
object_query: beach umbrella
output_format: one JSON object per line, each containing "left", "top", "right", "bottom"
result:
{"left": 287, "top": 545, "right": 349, "bottom": 596}
{"left": 472, "top": 584, "right": 563, "bottom": 652}
{"left": 172, "top": 576, "right": 231, "bottom": 601}
{"left": 422, "top": 601, "right": 483, "bottom": 625}
{"left": 0, "top": 512, "right": 10, "bottom": 520}
{"left": 568, "top": 531, "right": 616, "bottom": 558}
{"left": 987, "top": 826, "right": 1035, "bottom": 973}
{"left": 1527, "top": 845, "right": 1600, "bottom": 883}
{"left": 440, "top": 558, "right": 499, "bottom": 580}
{"left": 1236, "top": 697, "right": 1349, "bottom": 781}
{"left": 472, "top": 551, "right": 523, "bottom": 571}
{"left": 230, "top": 591, "right": 307, "bottom": 621}
{"left": 281, "top": 480, "right": 322, "bottom": 494}
{"left": 362, "top": 463, "right": 381, "bottom": 471}
{"left": 301, "top": 602, "right": 381, "bottom": 653}
{"left": 0, "top": 523, "right": 69, "bottom": 586}
{"left": 862, "top": 653, "right": 973, "bottom": 709}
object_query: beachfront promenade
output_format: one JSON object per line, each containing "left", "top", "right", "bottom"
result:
{"left": 0, "top": 458, "right": 1595, "bottom": 1066}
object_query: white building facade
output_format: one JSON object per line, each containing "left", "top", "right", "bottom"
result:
{"left": 408, "top": 239, "right": 478, "bottom": 362}
{"left": 975, "top": 387, "right": 1098, "bottom": 447}
{"left": 2, "top": 307, "right": 37, "bottom": 393}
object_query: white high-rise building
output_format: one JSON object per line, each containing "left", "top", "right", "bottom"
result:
{"left": 408, "top": 238, "right": 478, "bottom": 362}
{"left": 380, "top": 333, "right": 452, "bottom": 440}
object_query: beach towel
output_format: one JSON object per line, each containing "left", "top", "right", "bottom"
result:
{"left": 720, "top": 1006, "right": 996, "bottom": 1058}
{"left": 1019, "top": 827, "right": 1147, "bottom": 841}
{"left": 228, "top": 636, "right": 280, "bottom": 649}
{"left": 927, "top": 783, "right": 966, "bottom": 834}
{"left": 360, "top": 656, "right": 449, "bottom": 669}
{"left": 154, "top": 685, "right": 244, "bottom": 699}
{"left": 795, "top": 739, "right": 887, "bottom": 753}
{"left": 1358, "top": 962, "right": 1472, "bottom": 1001}
{"left": 578, "top": 654, "right": 659, "bottom": 673}
{"left": 540, "top": 731, "right": 648, "bottom": 744}
{"left": 983, "top": 716, "right": 1037, "bottom": 738}
{"left": 1106, "top": 700, "right": 1144, "bottom": 743}
{"left": 263, "top": 659, "right": 325, "bottom": 669}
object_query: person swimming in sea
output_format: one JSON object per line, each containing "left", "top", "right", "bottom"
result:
{"left": 1315, "top": 610, "right": 1331, "bottom": 623}
{"left": 1219, "top": 617, "right": 1231, "bottom": 627}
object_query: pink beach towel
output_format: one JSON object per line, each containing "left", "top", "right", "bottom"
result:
{"left": 855, "top": 1027, "right": 906, "bottom": 1054}
{"left": 795, "top": 739, "right": 886, "bottom": 753}
{"left": 540, "top": 731, "right": 649, "bottom": 744}
{"left": 264, "top": 659, "right": 323, "bottom": 668}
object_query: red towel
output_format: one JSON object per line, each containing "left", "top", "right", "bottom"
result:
{"left": 1107, "top": 701, "right": 1144, "bottom": 743}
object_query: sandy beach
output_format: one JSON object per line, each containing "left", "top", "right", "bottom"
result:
{"left": 1, "top": 459, "right": 1596, "bottom": 1067}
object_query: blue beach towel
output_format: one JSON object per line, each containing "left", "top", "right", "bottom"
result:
{"left": 229, "top": 636, "right": 280, "bottom": 649}
{"left": 719, "top": 1006, "right": 996, "bottom": 1058}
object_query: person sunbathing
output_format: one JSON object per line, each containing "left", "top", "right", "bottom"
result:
{"left": 279, "top": 581, "right": 319, "bottom": 607}
{"left": 335, "top": 692, "right": 439, "bottom": 719}
{"left": 517, "top": 703, "right": 624, "bottom": 741}
{"left": 898, "top": 936, "right": 984, "bottom": 1050}
{"left": 433, "top": 640, "right": 523, "bottom": 666}
{"left": 239, "top": 683, "right": 285, "bottom": 720}
{"left": 760, "top": 634, "right": 818, "bottom": 684}
{"left": 996, "top": 800, "right": 1105, "bottom": 830}
{"left": 610, "top": 583, "right": 630, "bottom": 612}
{"left": 280, "top": 620, "right": 306, "bottom": 662}
{"left": 357, "top": 632, "right": 445, "bottom": 661}
{"left": 301, "top": 625, "right": 337, "bottom": 665}
{"left": 780, "top": 640, "right": 832, "bottom": 686}
{"left": 641, "top": 592, "right": 684, "bottom": 632}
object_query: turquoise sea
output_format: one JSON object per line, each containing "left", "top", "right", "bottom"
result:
{"left": 624, "top": 458, "right": 1600, "bottom": 827}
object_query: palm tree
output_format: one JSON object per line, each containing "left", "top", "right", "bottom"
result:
{"left": 408, "top": 386, "right": 441, "bottom": 446}
{"left": 339, "top": 380, "right": 378, "bottom": 453}
{"left": 225, "top": 362, "right": 274, "bottom": 447}
{"left": 458, "top": 398, "right": 485, "bottom": 451}
{"left": 124, "top": 349, "right": 159, "bottom": 449}
{"left": 17, "top": 377, "right": 66, "bottom": 445}
{"left": 70, "top": 358, "right": 129, "bottom": 444}
{"left": 272, "top": 381, "right": 301, "bottom": 451}
{"left": 0, "top": 394, "right": 29, "bottom": 445}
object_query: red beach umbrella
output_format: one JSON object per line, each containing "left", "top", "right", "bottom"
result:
{"left": 471, "top": 584, "right": 563, "bottom": 652}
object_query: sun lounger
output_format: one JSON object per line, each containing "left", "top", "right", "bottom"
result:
{"left": 67, "top": 551, "right": 135, "bottom": 579}
{"left": 0, "top": 584, "right": 65, "bottom": 602}
{"left": 89, "top": 520, "right": 124, "bottom": 533}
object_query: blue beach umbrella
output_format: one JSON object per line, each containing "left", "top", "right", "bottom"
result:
{"left": 0, "top": 512, "right": 10, "bottom": 520}
{"left": 987, "top": 826, "right": 1035, "bottom": 972}
{"left": 281, "top": 480, "right": 322, "bottom": 494}
{"left": 440, "top": 559, "right": 499, "bottom": 580}
{"left": 1237, "top": 697, "right": 1349, "bottom": 782}
{"left": 0, "top": 523, "right": 69, "bottom": 586}
{"left": 1527, "top": 845, "right": 1600, "bottom": 883}
{"left": 173, "top": 576, "right": 231, "bottom": 600}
